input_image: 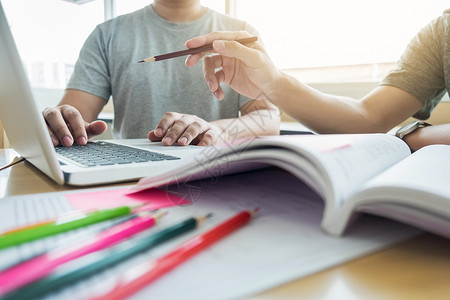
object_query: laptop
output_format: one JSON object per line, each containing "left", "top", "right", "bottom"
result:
{"left": 0, "top": 3, "right": 203, "bottom": 186}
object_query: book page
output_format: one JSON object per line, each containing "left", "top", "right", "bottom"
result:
{"left": 260, "top": 134, "right": 411, "bottom": 210}
{"left": 131, "top": 134, "right": 411, "bottom": 234}
{"left": 0, "top": 168, "right": 419, "bottom": 300}
{"left": 331, "top": 145, "right": 450, "bottom": 237}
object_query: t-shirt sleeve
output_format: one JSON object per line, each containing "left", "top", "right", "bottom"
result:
{"left": 380, "top": 14, "right": 448, "bottom": 119}
{"left": 66, "top": 25, "right": 112, "bottom": 101}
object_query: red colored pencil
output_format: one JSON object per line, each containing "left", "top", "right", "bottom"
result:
{"left": 91, "top": 209, "right": 258, "bottom": 300}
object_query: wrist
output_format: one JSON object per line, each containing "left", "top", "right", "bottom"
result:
{"left": 265, "top": 71, "right": 294, "bottom": 104}
{"left": 402, "top": 128, "right": 424, "bottom": 152}
{"left": 395, "top": 121, "right": 432, "bottom": 152}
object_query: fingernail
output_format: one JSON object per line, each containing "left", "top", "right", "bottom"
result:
{"left": 155, "top": 128, "right": 163, "bottom": 136}
{"left": 178, "top": 137, "right": 188, "bottom": 145}
{"left": 214, "top": 41, "right": 225, "bottom": 51}
{"left": 207, "top": 80, "right": 215, "bottom": 91}
{"left": 78, "top": 136, "right": 87, "bottom": 145}
{"left": 162, "top": 137, "right": 172, "bottom": 144}
{"left": 63, "top": 136, "right": 72, "bottom": 146}
{"left": 214, "top": 91, "right": 223, "bottom": 100}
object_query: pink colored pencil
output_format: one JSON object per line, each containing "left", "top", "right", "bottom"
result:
{"left": 0, "top": 212, "right": 165, "bottom": 296}
{"left": 92, "top": 209, "right": 258, "bottom": 300}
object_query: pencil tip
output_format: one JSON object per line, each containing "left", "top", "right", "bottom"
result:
{"left": 154, "top": 211, "right": 168, "bottom": 220}
{"left": 196, "top": 213, "right": 214, "bottom": 224}
{"left": 138, "top": 57, "right": 156, "bottom": 63}
{"left": 251, "top": 208, "right": 260, "bottom": 216}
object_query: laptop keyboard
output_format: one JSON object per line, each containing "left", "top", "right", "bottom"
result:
{"left": 55, "top": 141, "right": 180, "bottom": 167}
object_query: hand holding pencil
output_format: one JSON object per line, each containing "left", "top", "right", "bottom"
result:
{"left": 138, "top": 36, "right": 258, "bottom": 63}
{"left": 184, "top": 31, "right": 280, "bottom": 102}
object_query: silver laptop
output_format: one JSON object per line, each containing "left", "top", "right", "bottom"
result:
{"left": 0, "top": 3, "right": 203, "bottom": 186}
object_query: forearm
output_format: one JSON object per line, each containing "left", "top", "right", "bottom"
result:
{"left": 211, "top": 108, "right": 280, "bottom": 142}
{"left": 59, "top": 89, "right": 107, "bottom": 123}
{"left": 266, "top": 73, "right": 392, "bottom": 134}
{"left": 265, "top": 73, "right": 364, "bottom": 133}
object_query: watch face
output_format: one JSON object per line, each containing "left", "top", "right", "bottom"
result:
{"left": 395, "top": 121, "right": 431, "bottom": 139}
{"left": 402, "top": 121, "right": 419, "bottom": 133}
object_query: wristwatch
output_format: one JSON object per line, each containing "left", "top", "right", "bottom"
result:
{"left": 395, "top": 121, "right": 432, "bottom": 139}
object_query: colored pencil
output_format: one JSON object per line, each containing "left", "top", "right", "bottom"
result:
{"left": 0, "top": 208, "right": 98, "bottom": 235}
{"left": 138, "top": 36, "right": 258, "bottom": 63}
{"left": 0, "top": 211, "right": 165, "bottom": 296}
{"left": 1, "top": 214, "right": 211, "bottom": 300}
{"left": 0, "top": 213, "right": 140, "bottom": 273}
{"left": 92, "top": 209, "right": 258, "bottom": 300}
{"left": 0, "top": 205, "right": 140, "bottom": 250}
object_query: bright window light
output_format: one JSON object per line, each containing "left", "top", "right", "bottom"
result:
{"left": 4, "top": 0, "right": 448, "bottom": 88}
{"left": 233, "top": 0, "right": 449, "bottom": 69}
{"left": 2, "top": 0, "right": 104, "bottom": 89}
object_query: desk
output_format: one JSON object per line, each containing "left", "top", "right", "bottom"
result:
{"left": 1, "top": 149, "right": 450, "bottom": 299}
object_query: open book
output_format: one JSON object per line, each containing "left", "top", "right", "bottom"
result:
{"left": 129, "top": 134, "right": 450, "bottom": 239}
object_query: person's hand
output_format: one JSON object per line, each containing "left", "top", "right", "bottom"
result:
{"left": 42, "top": 105, "right": 107, "bottom": 147}
{"left": 185, "top": 31, "right": 282, "bottom": 101}
{"left": 147, "top": 112, "right": 223, "bottom": 147}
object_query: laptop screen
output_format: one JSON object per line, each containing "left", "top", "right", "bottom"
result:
{"left": 0, "top": 3, "right": 64, "bottom": 184}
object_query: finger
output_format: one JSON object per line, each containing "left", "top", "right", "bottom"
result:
{"left": 202, "top": 56, "right": 225, "bottom": 100}
{"left": 60, "top": 106, "right": 89, "bottom": 145}
{"left": 210, "top": 69, "right": 225, "bottom": 100}
{"left": 177, "top": 120, "right": 208, "bottom": 146}
{"left": 85, "top": 120, "right": 108, "bottom": 142}
{"left": 154, "top": 112, "right": 181, "bottom": 138}
{"left": 186, "top": 31, "right": 252, "bottom": 49}
{"left": 147, "top": 130, "right": 161, "bottom": 142}
{"left": 197, "top": 130, "right": 218, "bottom": 147}
{"left": 43, "top": 107, "right": 74, "bottom": 147}
{"left": 212, "top": 39, "right": 264, "bottom": 68}
{"left": 185, "top": 54, "right": 198, "bottom": 67}
{"left": 185, "top": 50, "right": 214, "bottom": 67}
{"left": 161, "top": 115, "right": 195, "bottom": 146}
{"left": 185, "top": 31, "right": 252, "bottom": 67}
{"left": 185, "top": 53, "right": 204, "bottom": 67}
{"left": 203, "top": 55, "right": 223, "bottom": 91}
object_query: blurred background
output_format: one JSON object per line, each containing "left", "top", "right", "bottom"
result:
{"left": 1, "top": 0, "right": 449, "bottom": 141}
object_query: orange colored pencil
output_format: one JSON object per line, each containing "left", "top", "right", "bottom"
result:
{"left": 92, "top": 209, "right": 258, "bottom": 300}
{"left": 0, "top": 209, "right": 97, "bottom": 236}
{"left": 0, "top": 220, "right": 54, "bottom": 235}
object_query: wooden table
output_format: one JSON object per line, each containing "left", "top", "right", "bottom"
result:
{"left": 1, "top": 149, "right": 450, "bottom": 299}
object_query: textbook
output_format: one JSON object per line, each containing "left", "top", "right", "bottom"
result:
{"left": 0, "top": 167, "right": 419, "bottom": 300}
{"left": 130, "top": 133, "right": 450, "bottom": 239}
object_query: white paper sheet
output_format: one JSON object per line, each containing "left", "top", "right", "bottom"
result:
{"left": 0, "top": 168, "right": 420, "bottom": 300}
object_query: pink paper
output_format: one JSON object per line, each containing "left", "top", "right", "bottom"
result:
{"left": 66, "top": 188, "right": 190, "bottom": 211}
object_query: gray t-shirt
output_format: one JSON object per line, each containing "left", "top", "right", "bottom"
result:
{"left": 380, "top": 9, "right": 450, "bottom": 120}
{"left": 66, "top": 6, "right": 256, "bottom": 138}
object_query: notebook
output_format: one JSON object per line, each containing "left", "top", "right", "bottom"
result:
{"left": 0, "top": 3, "right": 203, "bottom": 186}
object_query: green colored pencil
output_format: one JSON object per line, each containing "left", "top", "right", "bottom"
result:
{"left": 0, "top": 206, "right": 137, "bottom": 249}
{"left": 1, "top": 214, "right": 211, "bottom": 300}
